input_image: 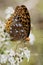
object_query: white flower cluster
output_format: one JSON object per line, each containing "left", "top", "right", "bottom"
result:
{"left": 5, "top": 7, "right": 14, "bottom": 20}
{"left": 0, "top": 20, "right": 10, "bottom": 48}
{"left": 0, "top": 48, "right": 30, "bottom": 65}
{"left": 19, "top": 47, "right": 30, "bottom": 62}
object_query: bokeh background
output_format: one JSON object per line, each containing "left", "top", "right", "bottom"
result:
{"left": 0, "top": 0, "right": 43, "bottom": 65}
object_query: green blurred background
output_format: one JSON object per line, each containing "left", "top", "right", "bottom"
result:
{"left": 0, "top": 0, "right": 43, "bottom": 65}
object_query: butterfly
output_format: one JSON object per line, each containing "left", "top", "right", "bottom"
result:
{"left": 4, "top": 5, "right": 31, "bottom": 41}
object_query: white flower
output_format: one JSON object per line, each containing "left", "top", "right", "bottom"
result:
{"left": 5, "top": 49, "right": 15, "bottom": 57}
{"left": 5, "top": 42, "right": 10, "bottom": 45}
{"left": 29, "top": 32, "right": 35, "bottom": 45}
{"left": 0, "top": 20, "right": 10, "bottom": 46}
{"left": 23, "top": 49, "right": 30, "bottom": 62}
{"left": 19, "top": 47, "right": 30, "bottom": 62}
{"left": 9, "top": 49, "right": 15, "bottom": 57}
{"left": 5, "top": 14, "right": 11, "bottom": 20}
{"left": 20, "top": 52, "right": 24, "bottom": 58}
{"left": 5, "top": 7, "right": 14, "bottom": 19}
{"left": 16, "top": 57, "right": 20, "bottom": 64}
{"left": 0, "top": 38, "right": 5, "bottom": 42}
{"left": 5, "top": 7, "right": 14, "bottom": 15}
{"left": 16, "top": 52, "right": 23, "bottom": 59}
{"left": 0, "top": 47, "right": 30, "bottom": 65}
{"left": 8, "top": 57, "right": 15, "bottom": 65}
{"left": 0, "top": 54, "right": 7, "bottom": 63}
{"left": 16, "top": 52, "right": 23, "bottom": 63}
{"left": 0, "top": 20, "right": 5, "bottom": 32}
